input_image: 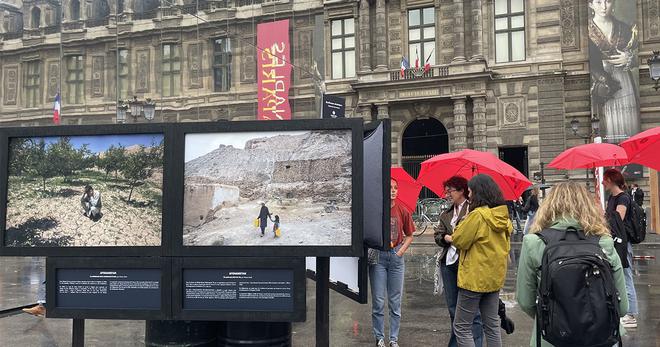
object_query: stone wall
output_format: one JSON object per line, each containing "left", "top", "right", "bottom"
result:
{"left": 183, "top": 182, "right": 239, "bottom": 227}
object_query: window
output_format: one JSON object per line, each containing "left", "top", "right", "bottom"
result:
{"left": 71, "top": 0, "right": 80, "bottom": 20}
{"left": 66, "top": 55, "right": 84, "bottom": 104}
{"left": 494, "top": 0, "right": 525, "bottom": 63}
{"left": 408, "top": 7, "right": 435, "bottom": 67}
{"left": 331, "top": 18, "right": 355, "bottom": 79}
{"left": 31, "top": 7, "right": 40, "bottom": 29}
{"left": 118, "top": 49, "right": 129, "bottom": 99}
{"left": 24, "top": 61, "right": 41, "bottom": 108}
{"left": 213, "top": 38, "right": 231, "bottom": 92}
{"left": 162, "top": 44, "right": 181, "bottom": 97}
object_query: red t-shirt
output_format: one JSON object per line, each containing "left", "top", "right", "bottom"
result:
{"left": 390, "top": 202, "right": 415, "bottom": 248}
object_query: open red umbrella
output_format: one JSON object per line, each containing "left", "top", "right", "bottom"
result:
{"left": 391, "top": 167, "right": 422, "bottom": 213}
{"left": 416, "top": 149, "right": 532, "bottom": 200}
{"left": 547, "top": 143, "right": 629, "bottom": 169}
{"left": 620, "top": 126, "right": 660, "bottom": 171}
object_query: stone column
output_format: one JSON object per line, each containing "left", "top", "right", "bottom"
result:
{"left": 0, "top": 11, "right": 6, "bottom": 34}
{"left": 451, "top": 0, "right": 466, "bottom": 63}
{"left": 376, "top": 103, "right": 389, "bottom": 119}
{"left": 472, "top": 95, "right": 487, "bottom": 151}
{"left": 453, "top": 97, "right": 467, "bottom": 150}
{"left": 374, "top": 0, "right": 388, "bottom": 70}
{"left": 470, "top": 0, "right": 484, "bottom": 61}
{"left": 357, "top": 104, "right": 372, "bottom": 120}
{"left": 359, "top": 0, "right": 371, "bottom": 72}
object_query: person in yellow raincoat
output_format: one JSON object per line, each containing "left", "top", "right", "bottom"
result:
{"left": 451, "top": 174, "right": 512, "bottom": 347}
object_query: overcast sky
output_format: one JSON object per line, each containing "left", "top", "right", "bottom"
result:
{"left": 185, "top": 131, "right": 307, "bottom": 162}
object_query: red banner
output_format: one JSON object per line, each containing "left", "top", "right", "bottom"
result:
{"left": 257, "top": 20, "right": 291, "bottom": 120}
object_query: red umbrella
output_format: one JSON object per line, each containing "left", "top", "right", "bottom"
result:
{"left": 547, "top": 143, "right": 629, "bottom": 170}
{"left": 391, "top": 167, "right": 422, "bottom": 213}
{"left": 416, "top": 149, "right": 532, "bottom": 200}
{"left": 620, "top": 127, "right": 660, "bottom": 171}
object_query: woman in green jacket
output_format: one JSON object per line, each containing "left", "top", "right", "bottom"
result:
{"left": 515, "top": 181, "right": 628, "bottom": 347}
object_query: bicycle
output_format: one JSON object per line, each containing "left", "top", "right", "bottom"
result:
{"left": 412, "top": 198, "right": 451, "bottom": 236}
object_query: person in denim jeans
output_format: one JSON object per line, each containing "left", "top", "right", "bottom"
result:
{"left": 434, "top": 176, "right": 483, "bottom": 347}
{"left": 369, "top": 178, "right": 414, "bottom": 347}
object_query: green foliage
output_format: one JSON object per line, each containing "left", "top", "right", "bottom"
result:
{"left": 98, "top": 144, "right": 126, "bottom": 178}
{"left": 119, "top": 142, "right": 163, "bottom": 202}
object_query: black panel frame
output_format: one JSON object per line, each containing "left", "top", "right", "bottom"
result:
{"left": 363, "top": 120, "right": 392, "bottom": 250}
{"left": 0, "top": 124, "right": 173, "bottom": 257}
{"left": 171, "top": 119, "right": 364, "bottom": 257}
{"left": 172, "top": 257, "right": 306, "bottom": 322}
{"left": 46, "top": 256, "right": 172, "bottom": 320}
{"left": 305, "top": 253, "right": 368, "bottom": 304}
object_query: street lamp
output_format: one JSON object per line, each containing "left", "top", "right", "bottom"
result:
{"left": 648, "top": 50, "right": 660, "bottom": 91}
{"left": 116, "top": 100, "right": 128, "bottom": 123}
{"left": 126, "top": 96, "right": 157, "bottom": 122}
{"left": 143, "top": 98, "right": 156, "bottom": 121}
{"left": 569, "top": 115, "right": 600, "bottom": 187}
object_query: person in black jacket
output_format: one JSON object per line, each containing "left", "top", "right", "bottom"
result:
{"left": 257, "top": 203, "right": 271, "bottom": 237}
{"left": 630, "top": 184, "right": 644, "bottom": 207}
{"left": 521, "top": 187, "right": 539, "bottom": 235}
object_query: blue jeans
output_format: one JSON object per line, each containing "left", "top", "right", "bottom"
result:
{"left": 369, "top": 248, "right": 405, "bottom": 342}
{"left": 523, "top": 211, "right": 536, "bottom": 235}
{"left": 441, "top": 262, "right": 483, "bottom": 347}
{"left": 624, "top": 242, "right": 638, "bottom": 315}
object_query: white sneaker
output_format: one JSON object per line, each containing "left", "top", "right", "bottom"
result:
{"left": 376, "top": 339, "right": 386, "bottom": 347}
{"left": 621, "top": 314, "right": 637, "bottom": 328}
{"left": 389, "top": 342, "right": 400, "bottom": 347}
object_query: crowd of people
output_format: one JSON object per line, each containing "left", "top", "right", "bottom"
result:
{"left": 374, "top": 168, "right": 644, "bottom": 347}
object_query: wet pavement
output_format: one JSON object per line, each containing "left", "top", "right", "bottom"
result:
{"left": 2, "top": 235, "right": 660, "bottom": 346}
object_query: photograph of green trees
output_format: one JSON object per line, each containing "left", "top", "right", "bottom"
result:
{"left": 5, "top": 134, "right": 164, "bottom": 247}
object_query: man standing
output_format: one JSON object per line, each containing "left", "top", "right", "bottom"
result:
{"left": 257, "top": 202, "right": 271, "bottom": 237}
{"left": 369, "top": 178, "right": 414, "bottom": 347}
{"left": 630, "top": 184, "right": 644, "bottom": 207}
{"left": 81, "top": 185, "right": 102, "bottom": 220}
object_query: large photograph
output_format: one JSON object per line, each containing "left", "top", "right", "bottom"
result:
{"left": 183, "top": 130, "right": 352, "bottom": 246}
{"left": 588, "top": 0, "right": 640, "bottom": 142}
{"left": 5, "top": 134, "right": 164, "bottom": 247}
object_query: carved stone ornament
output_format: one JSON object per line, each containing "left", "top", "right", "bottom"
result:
{"left": 413, "top": 102, "right": 431, "bottom": 117}
{"left": 504, "top": 103, "right": 519, "bottom": 123}
{"left": 498, "top": 96, "right": 526, "bottom": 129}
{"left": 560, "top": 0, "right": 579, "bottom": 51}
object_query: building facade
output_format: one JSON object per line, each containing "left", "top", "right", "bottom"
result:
{"left": 1, "top": 0, "right": 659, "bottom": 185}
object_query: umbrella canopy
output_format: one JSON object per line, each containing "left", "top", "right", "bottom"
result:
{"left": 620, "top": 126, "right": 660, "bottom": 171}
{"left": 417, "top": 149, "right": 532, "bottom": 200}
{"left": 391, "top": 167, "right": 422, "bottom": 213}
{"left": 547, "top": 143, "right": 629, "bottom": 170}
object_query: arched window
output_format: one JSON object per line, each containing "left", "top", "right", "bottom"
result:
{"left": 71, "top": 0, "right": 80, "bottom": 20}
{"left": 31, "top": 7, "right": 41, "bottom": 28}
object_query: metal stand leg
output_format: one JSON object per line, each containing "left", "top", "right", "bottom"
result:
{"left": 72, "top": 319, "right": 84, "bottom": 347}
{"left": 316, "top": 257, "right": 330, "bottom": 347}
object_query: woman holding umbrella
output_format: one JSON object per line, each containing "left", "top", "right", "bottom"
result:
{"left": 451, "top": 174, "right": 512, "bottom": 347}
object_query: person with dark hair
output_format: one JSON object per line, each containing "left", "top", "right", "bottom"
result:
{"left": 257, "top": 202, "right": 271, "bottom": 237}
{"left": 451, "top": 174, "right": 512, "bottom": 347}
{"left": 434, "top": 176, "right": 483, "bottom": 347}
{"left": 630, "top": 183, "right": 644, "bottom": 207}
{"left": 81, "top": 185, "right": 102, "bottom": 220}
{"left": 521, "top": 187, "right": 540, "bottom": 235}
{"left": 603, "top": 168, "right": 638, "bottom": 328}
{"left": 369, "top": 178, "right": 414, "bottom": 347}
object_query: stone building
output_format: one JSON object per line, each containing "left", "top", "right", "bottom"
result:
{"left": 1, "top": 0, "right": 659, "bottom": 188}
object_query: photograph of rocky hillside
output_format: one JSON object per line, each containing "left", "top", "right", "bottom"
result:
{"left": 5, "top": 134, "right": 164, "bottom": 247}
{"left": 183, "top": 130, "right": 352, "bottom": 246}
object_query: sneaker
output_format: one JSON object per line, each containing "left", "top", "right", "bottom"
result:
{"left": 389, "top": 342, "right": 400, "bottom": 347}
{"left": 621, "top": 314, "right": 637, "bottom": 328}
{"left": 22, "top": 304, "right": 46, "bottom": 317}
{"left": 376, "top": 339, "right": 385, "bottom": 347}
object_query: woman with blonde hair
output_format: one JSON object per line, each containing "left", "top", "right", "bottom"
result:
{"left": 516, "top": 181, "right": 628, "bottom": 347}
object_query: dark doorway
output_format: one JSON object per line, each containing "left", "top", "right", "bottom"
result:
{"left": 401, "top": 118, "right": 449, "bottom": 199}
{"left": 498, "top": 146, "right": 529, "bottom": 178}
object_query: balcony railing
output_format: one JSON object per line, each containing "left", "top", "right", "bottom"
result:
{"left": 389, "top": 66, "right": 449, "bottom": 81}
{"left": 161, "top": 7, "right": 180, "bottom": 17}
{"left": 2, "top": 31, "right": 23, "bottom": 40}
{"left": 63, "top": 21, "right": 84, "bottom": 31}
{"left": 85, "top": 17, "right": 109, "bottom": 27}
{"left": 134, "top": 8, "right": 159, "bottom": 20}
{"left": 180, "top": 0, "right": 211, "bottom": 14}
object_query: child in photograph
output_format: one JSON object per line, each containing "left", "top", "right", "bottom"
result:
{"left": 271, "top": 215, "right": 281, "bottom": 238}
{"left": 81, "top": 185, "right": 102, "bottom": 220}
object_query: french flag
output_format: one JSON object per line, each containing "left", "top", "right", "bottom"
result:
{"left": 400, "top": 57, "right": 410, "bottom": 77}
{"left": 53, "top": 93, "right": 61, "bottom": 125}
{"left": 424, "top": 48, "right": 434, "bottom": 73}
{"left": 415, "top": 48, "right": 420, "bottom": 69}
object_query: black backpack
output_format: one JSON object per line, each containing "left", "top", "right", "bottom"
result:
{"left": 536, "top": 227, "right": 622, "bottom": 347}
{"left": 625, "top": 193, "right": 646, "bottom": 244}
